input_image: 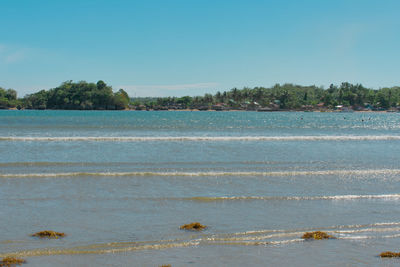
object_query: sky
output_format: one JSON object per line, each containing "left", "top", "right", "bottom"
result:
{"left": 0, "top": 0, "right": 399, "bottom": 97}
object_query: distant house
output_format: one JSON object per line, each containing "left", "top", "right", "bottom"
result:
{"left": 135, "top": 104, "right": 146, "bottom": 110}
{"left": 315, "top": 103, "right": 328, "bottom": 111}
{"left": 301, "top": 105, "right": 313, "bottom": 111}
{"left": 335, "top": 105, "right": 343, "bottom": 110}
{"left": 198, "top": 106, "right": 209, "bottom": 111}
{"left": 269, "top": 102, "right": 280, "bottom": 110}
{"left": 242, "top": 101, "right": 260, "bottom": 111}
{"left": 335, "top": 105, "right": 353, "bottom": 112}
{"left": 212, "top": 103, "right": 227, "bottom": 111}
{"left": 364, "top": 103, "right": 375, "bottom": 111}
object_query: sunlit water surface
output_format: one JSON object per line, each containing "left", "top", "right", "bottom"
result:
{"left": 1, "top": 110, "right": 400, "bottom": 266}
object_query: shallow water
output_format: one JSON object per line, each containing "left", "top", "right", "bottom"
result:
{"left": 1, "top": 110, "right": 400, "bottom": 266}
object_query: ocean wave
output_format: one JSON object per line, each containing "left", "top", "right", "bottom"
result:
{"left": 339, "top": 235, "right": 371, "bottom": 240}
{"left": 206, "top": 232, "right": 304, "bottom": 241}
{"left": 336, "top": 227, "right": 400, "bottom": 234}
{"left": 1, "top": 169, "right": 400, "bottom": 178}
{"left": 0, "top": 162, "right": 95, "bottom": 167}
{"left": 188, "top": 194, "right": 400, "bottom": 202}
{"left": 5, "top": 193, "right": 400, "bottom": 203}
{"left": 1, "top": 135, "right": 400, "bottom": 142}
{"left": 208, "top": 239, "right": 304, "bottom": 246}
{"left": 0, "top": 241, "right": 200, "bottom": 257}
{"left": 224, "top": 222, "right": 400, "bottom": 236}
{"left": 2, "top": 222, "right": 400, "bottom": 257}
{"left": 0, "top": 160, "right": 285, "bottom": 167}
{"left": 0, "top": 239, "right": 307, "bottom": 257}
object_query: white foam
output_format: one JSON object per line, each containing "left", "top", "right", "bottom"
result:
{"left": 3, "top": 222, "right": 400, "bottom": 258}
{"left": 206, "top": 232, "right": 304, "bottom": 241}
{"left": 339, "top": 235, "right": 371, "bottom": 240}
{"left": 210, "top": 239, "right": 304, "bottom": 246}
{"left": 190, "top": 194, "right": 400, "bottom": 201}
{"left": 1, "top": 135, "right": 400, "bottom": 142}
{"left": 1, "top": 169, "right": 400, "bottom": 178}
{"left": 0, "top": 241, "right": 200, "bottom": 257}
{"left": 336, "top": 227, "right": 400, "bottom": 234}
{"left": 226, "top": 222, "right": 400, "bottom": 236}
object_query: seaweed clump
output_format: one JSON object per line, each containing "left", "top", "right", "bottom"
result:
{"left": 179, "top": 222, "right": 207, "bottom": 231}
{"left": 380, "top": 251, "right": 400, "bottom": 258}
{"left": 302, "top": 231, "right": 335, "bottom": 240}
{"left": 0, "top": 257, "right": 26, "bottom": 267}
{"left": 31, "top": 230, "right": 65, "bottom": 239}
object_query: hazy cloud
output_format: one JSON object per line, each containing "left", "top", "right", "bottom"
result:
{"left": 335, "top": 24, "right": 367, "bottom": 55}
{"left": 5, "top": 50, "right": 26, "bottom": 63}
{"left": 0, "top": 44, "right": 28, "bottom": 64}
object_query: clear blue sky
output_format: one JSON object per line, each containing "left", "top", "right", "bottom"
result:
{"left": 1, "top": 0, "right": 399, "bottom": 97}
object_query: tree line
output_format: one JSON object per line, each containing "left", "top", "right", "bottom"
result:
{"left": 0, "top": 87, "right": 19, "bottom": 109}
{"left": 1, "top": 81, "right": 400, "bottom": 110}
{"left": 133, "top": 82, "right": 400, "bottom": 110}
{"left": 3, "top": 80, "right": 130, "bottom": 110}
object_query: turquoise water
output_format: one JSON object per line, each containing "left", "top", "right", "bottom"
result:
{"left": 1, "top": 110, "right": 400, "bottom": 266}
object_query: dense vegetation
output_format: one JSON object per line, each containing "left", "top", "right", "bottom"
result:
{"left": 22, "top": 81, "right": 130, "bottom": 110}
{"left": 0, "top": 87, "right": 20, "bottom": 109}
{"left": 132, "top": 82, "right": 400, "bottom": 110}
{"left": 1, "top": 81, "right": 400, "bottom": 111}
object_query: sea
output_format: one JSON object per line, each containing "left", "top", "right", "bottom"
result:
{"left": 1, "top": 110, "right": 400, "bottom": 266}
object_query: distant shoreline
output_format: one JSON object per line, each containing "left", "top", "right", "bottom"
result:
{"left": 2, "top": 108, "right": 396, "bottom": 113}
{"left": 3, "top": 81, "right": 400, "bottom": 112}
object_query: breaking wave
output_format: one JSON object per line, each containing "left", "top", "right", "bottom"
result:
{"left": 4, "top": 193, "right": 400, "bottom": 202}
{"left": 1, "top": 169, "right": 400, "bottom": 178}
{"left": 188, "top": 194, "right": 400, "bottom": 202}
{"left": 2, "top": 221, "right": 400, "bottom": 258}
{"left": 1, "top": 135, "right": 400, "bottom": 142}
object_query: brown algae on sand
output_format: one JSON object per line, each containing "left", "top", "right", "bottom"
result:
{"left": 380, "top": 251, "right": 400, "bottom": 258}
{"left": 179, "top": 222, "right": 207, "bottom": 231}
{"left": 31, "top": 230, "right": 65, "bottom": 239}
{"left": 302, "top": 231, "right": 335, "bottom": 240}
{"left": 0, "top": 257, "right": 26, "bottom": 267}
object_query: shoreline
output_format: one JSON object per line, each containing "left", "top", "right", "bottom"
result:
{"left": 2, "top": 108, "right": 396, "bottom": 113}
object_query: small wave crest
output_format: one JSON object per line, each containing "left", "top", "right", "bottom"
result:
{"left": 1, "top": 135, "right": 400, "bottom": 142}
{"left": 1, "top": 169, "right": 400, "bottom": 178}
{"left": 189, "top": 194, "right": 400, "bottom": 202}
{"left": 223, "top": 222, "right": 400, "bottom": 237}
{"left": 0, "top": 241, "right": 200, "bottom": 257}
{"left": 2, "top": 222, "right": 400, "bottom": 257}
